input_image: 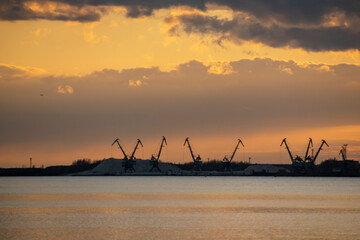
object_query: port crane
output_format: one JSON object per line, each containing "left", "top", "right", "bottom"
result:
{"left": 222, "top": 139, "right": 244, "bottom": 172}
{"left": 281, "top": 138, "right": 328, "bottom": 168}
{"left": 184, "top": 137, "right": 202, "bottom": 171}
{"left": 339, "top": 144, "right": 348, "bottom": 161}
{"left": 149, "top": 136, "right": 167, "bottom": 172}
{"left": 112, "top": 138, "right": 142, "bottom": 173}
{"left": 280, "top": 138, "right": 297, "bottom": 165}
{"left": 310, "top": 140, "right": 329, "bottom": 164}
{"left": 123, "top": 139, "right": 143, "bottom": 172}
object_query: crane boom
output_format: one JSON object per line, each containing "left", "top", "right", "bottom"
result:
{"left": 184, "top": 137, "right": 196, "bottom": 162}
{"left": 156, "top": 136, "right": 167, "bottom": 160}
{"left": 312, "top": 139, "right": 329, "bottom": 163}
{"left": 280, "top": 138, "right": 294, "bottom": 162}
{"left": 129, "top": 139, "right": 143, "bottom": 160}
{"left": 112, "top": 138, "right": 128, "bottom": 159}
{"left": 229, "top": 139, "right": 244, "bottom": 162}
{"left": 304, "top": 137, "right": 313, "bottom": 160}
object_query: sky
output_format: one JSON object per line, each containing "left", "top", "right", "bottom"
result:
{"left": 0, "top": 0, "right": 360, "bottom": 168}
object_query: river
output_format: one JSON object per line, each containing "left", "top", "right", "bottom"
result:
{"left": 1, "top": 176, "right": 360, "bottom": 239}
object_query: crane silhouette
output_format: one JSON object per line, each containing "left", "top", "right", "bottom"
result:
{"left": 150, "top": 136, "right": 167, "bottom": 172}
{"left": 184, "top": 137, "right": 202, "bottom": 171}
{"left": 112, "top": 138, "right": 143, "bottom": 173}
{"left": 281, "top": 138, "right": 328, "bottom": 169}
{"left": 222, "top": 139, "right": 244, "bottom": 172}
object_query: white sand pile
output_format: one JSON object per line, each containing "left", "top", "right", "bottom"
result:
{"left": 71, "top": 158, "right": 181, "bottom": 175}
{"left": 243, "top": 164, "right": 290, "bottom": 175}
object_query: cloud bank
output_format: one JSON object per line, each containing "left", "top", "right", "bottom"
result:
{"left": 1, "top": 58, "right": 360, "bottom": 166}
{"left": 1, "top": 58, "right": 359, "bottom": 145}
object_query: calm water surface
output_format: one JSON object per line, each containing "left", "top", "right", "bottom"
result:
{"left": 0, "top": 176, "right": 360, "bottom": 239}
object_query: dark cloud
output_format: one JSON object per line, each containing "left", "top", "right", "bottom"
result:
{"left": 125, "top": 6, "right": 153, "bottom": 18}
{"left": 166, "top": 13, "right": 360, "bottom": 51}
{"left": 1, "top": 1, "right": 359, "bottom": 51}
{"left": 211, "top": 0, "right": 360, "bottom": 26}
{"left": 2, "top": 0, "right": 359, "bottom": 23}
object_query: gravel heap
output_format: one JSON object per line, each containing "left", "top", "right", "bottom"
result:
{"left": 71, "top": 158, "right": 181, "bottom": 175}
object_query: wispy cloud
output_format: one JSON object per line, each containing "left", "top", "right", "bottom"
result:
{"left": 0, "top": 64, "right": 45, "bottom": 82}
{"left": 83, "top": 29, "right": 107, "bottom": 44}
{"left": 207, "top": 62, "right": 234, "bottom": 75}
{"left": 128, "top": 80, "right": 142, "bottom": 87}
{"left": 279, "top": 66, "right": 293, "bottom": 75}
{"left": 57, "top": 85, "right": 74, "bottom": 94}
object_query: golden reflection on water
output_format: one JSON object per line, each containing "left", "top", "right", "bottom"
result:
{"left": 1, "top": 177, "right": 360, "bottom": 240}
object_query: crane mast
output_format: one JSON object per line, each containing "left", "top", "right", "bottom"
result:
{"left": 280, "top": 138, "right": 294, "bottom": 162}
{"left": 311, "top": 140, "right": 329, "bottom": 163}
{"left": 156, "top": 136, "right": 167, "bottom": 160}
{"left": 112, "top": 138, "right": 128, "bottom": 160}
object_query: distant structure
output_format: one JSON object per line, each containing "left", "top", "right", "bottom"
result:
{"left": 149, "top": 136, "right": 167, "bottom": 172}
{"left": 184, "top": 137, "right": 202, "bottom": 171}
{"left": 29, "top": 157, "right": 32, "bottom": 168}
{"left": 281, "top": 138, "right": 328, "bottom": 169}
{"left": 339, "top": 144, "right": 348, "bottom": 161}
{"left": 222, "top": 139, "right": 244, "bottom": 172}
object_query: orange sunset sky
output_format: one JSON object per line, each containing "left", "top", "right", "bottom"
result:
{"left": 0, "top": 1, "right": 360, "bottom": 168}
